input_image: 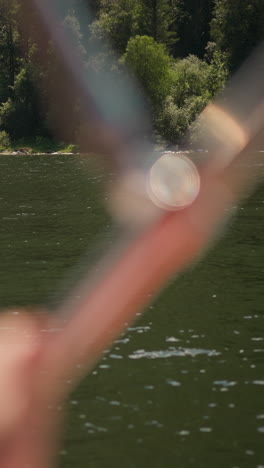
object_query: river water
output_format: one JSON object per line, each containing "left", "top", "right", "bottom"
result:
{"left": 0, "top": 154, "right": 263, "bottom": 468}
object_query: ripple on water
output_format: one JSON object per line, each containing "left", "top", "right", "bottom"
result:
{"left": 257, "top": 427, "right": 264, "bottom": 433}
{"left": 145, "top": 420, "right": 163, "bottom": 428}
{"left": 109, "top": 354, "right": 123, "bottom": 359}
{"left": 213, "top": 380, "right": 237, "bottom": 387}
{"left": 199, "top": 427, "right": 212, "bottom": 433}
{"left": 127, "top": 325, "right": 151, "bottom": 334}
{"left": 178, "top": 430, "right": 190, "bottom": 436}
{"left": 129, "top": 347, "right": 221, "bottom": 360}
{"left": 166, "top": 379, "right": 181, "bottom": 387}
{"left": 166, "top": 336, "right": 181, "bottom": 343}
{"left": 84, "top": 422, "right": 108, "bottom": 433}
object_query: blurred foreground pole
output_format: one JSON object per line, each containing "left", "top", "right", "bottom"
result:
{"left": 0, "top": 0, "right": 263, "bottom": 466}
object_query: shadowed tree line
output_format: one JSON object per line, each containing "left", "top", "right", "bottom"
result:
{"left": 0, "top": 0, "right": 263, "bottom": 150}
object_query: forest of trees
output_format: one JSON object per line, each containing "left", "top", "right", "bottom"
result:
{"left": 0, "top": 0, "right": 264, "bottom": 150}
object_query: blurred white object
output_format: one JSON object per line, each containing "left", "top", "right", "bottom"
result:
{"left": 148, "top": 153, "right": 200, "bottom": 210}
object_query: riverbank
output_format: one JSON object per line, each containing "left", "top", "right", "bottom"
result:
{"left": 2, "top": 137, "right": 263, "bottom": 157}
{"left": 0, "top": 137, "right": 79, "bottom": 155}
{"left": 0, "top": 149, "right": 78, "bottom": 155}
{"left": 0, "top": 134, "right": 176, "bottom": 155}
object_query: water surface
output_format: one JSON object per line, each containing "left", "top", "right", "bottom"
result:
{"left": 0, "top": 154, "right": 263, "bottom": 468}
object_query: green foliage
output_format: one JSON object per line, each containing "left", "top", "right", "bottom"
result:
{"left": 90, "top": 0, "right": 145, "bottom": 54}
{"left": 4, "top": 137, "right": 79, "bottom": 154}
{"left": 122, "top": 35, "right": 172, "bottom": 108}
{"left": 170, "top": 52, "right": 227, "bottom": 105}
{"left": 34, "top": 136, "right": 55, "bottom": 152}
{"left": 157, "top": 93, "right": 209, "bottom": 144}
{"left": 0, "top": 98, "right": 15, "bottom": 135}
{"left": 210, "top": 0, "right": 264, "bottom": 71}
{"left": 0, "top": 0, "right": 259, "bottom": 148}
{"left": 0, "top": 130, "right": 10, "bottom": 150}
{"left": 140, "top": 0, "right": 179, "bottom": 50}
{"left": 170, "top": 55, "right": 211, "bottom": 107}
{"left": 156, "top": 55, "right": 223, "bottom": 144}
{"left": 0, "top": 66, "right": 39, "bottom": 139}
{"left": 205, "top": 43, "right": 228, "bottom": 96}
{"left": 0, "top": 0, "right": 20, "bottom": 102}
{"left": 157, "top": 96, "right": 189, "bottom": 143}
{"left": 60, "top": 143, "right": 79, "bottom": 153}
{"left": 63, "top": 10, "right": 87, "bottom": 59}
{"left": 173, "top": 0, "right": 214, "bottom": 58}
{"left": 31, "top": 137, "right": 79, "bottom": 153}
{"left": 90, "top": 0, "right": 180, "bottom": 55}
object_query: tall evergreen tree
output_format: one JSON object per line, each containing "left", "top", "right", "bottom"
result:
{"left": 0, "top": 0, "right": 20, "bottom": 102}
{"left": 89, "top": 0, "right": 145, "bottom": 54}
{"left": 173, "top": 0, "right": 214, "bottom": 58}
{"left": 140, "top": 0, "right": 181, "bottom": 51}
{"left": 211, "top": 0, "right": 264, "bottom": 71}
{"left": 89, "top": 0, "right": 180, "bottom": 54}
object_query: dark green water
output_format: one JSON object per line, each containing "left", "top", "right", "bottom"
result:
{"left": 0, "top": 154, "right": 263, "bottom": 468}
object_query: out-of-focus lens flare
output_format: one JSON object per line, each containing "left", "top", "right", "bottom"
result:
{"left": 193, "top": 41, "right": 264, "bottom": 172}
{"left": 108, "top": 169, "right": 161, "bottom": 227}
{"left": 200, "top": 104, "right": 249, "bottom": 169}
{"left": 108, "top": 153, "right": 201, "bottom": 226}
{"left": 148, "top": 153, "right": 201, "bottom": 210}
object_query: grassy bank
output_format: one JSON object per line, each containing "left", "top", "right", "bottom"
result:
{"left": 0, "top": 136, "right": 79, "bottom": 154}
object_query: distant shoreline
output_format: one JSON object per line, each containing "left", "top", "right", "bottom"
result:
{"left": 1, "top": 150, "right": 264, "bottom": 156}
{"left": 0, "top": 138, "right": 79, "bottom": 155}
{"left": 0, "top": 150, "right": 79, "bottom": 156}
